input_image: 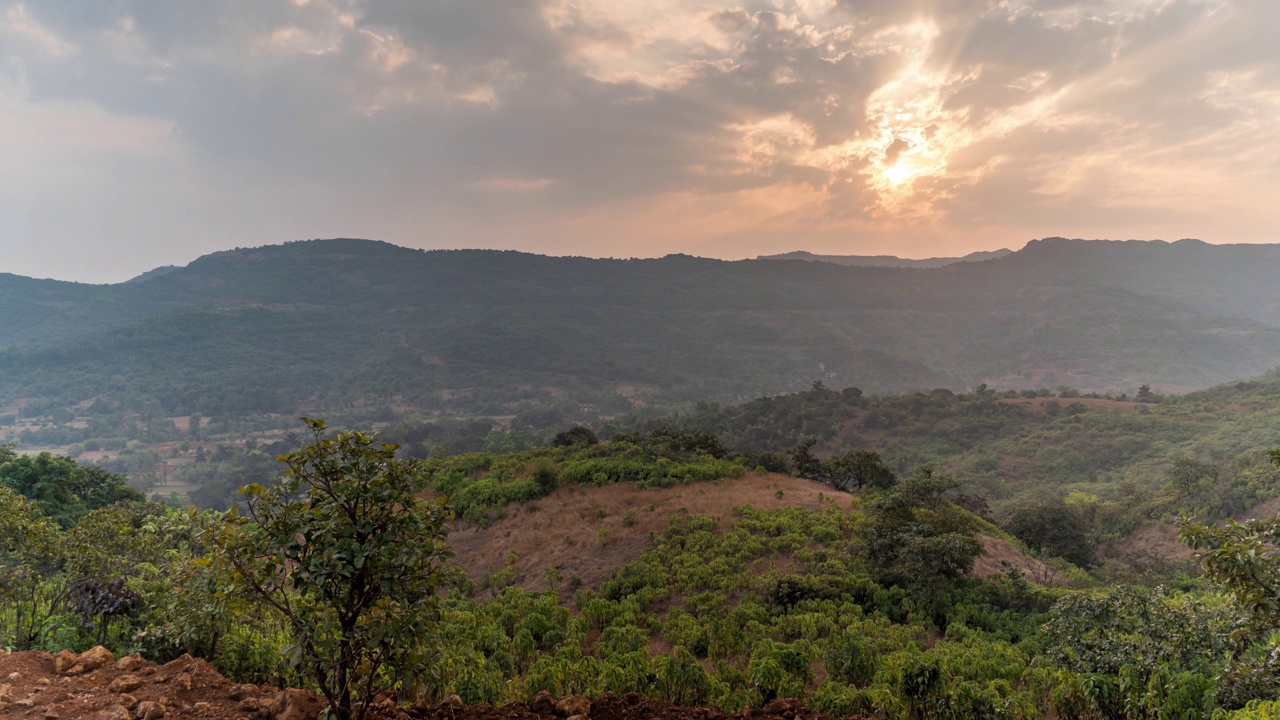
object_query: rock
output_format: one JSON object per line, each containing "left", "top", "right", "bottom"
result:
{"left": 68, "top": 646, "right": 115, "bottom": 675}
{"left": 268, "top": 689, "right": 325, "bottom": 720}
{"left": 110, "top": 675, "right": 144, "bottom": 694}
{"left": 53, "top": 650, "right": 79, "bottom": 674}
{"left": 36, "top": 678, "right": 51, "bottom": 686}
{"left": 238, "top": 698, "right": 261, "bottom": 712}
{"left": 566, "top": 715, "right": 590, "bottom": 720}
{"left": 763, "top": 700, "right": 790, "bottom": 715}
{"left": 229, "top": 684, "right": 258, "bottom": 701}
{"left": 192, "top": 702, "right": 210, "bottom": 712}
{"left": 116, "top": 656, "right": 145, "bottom": 672}
{"left": 444, "top": 694, "right": 465, "bottom": 710}
{"left": 134, "top": 701, "right": 165, "bottom": 720}
{"left": 529, "top": 691, "right": 557, "bottom": 715}
{"left": 175, "top": 672, "right": 193, "bottom": 691}
{"left": 118, "top": 694, "right": 139, "bottom": 711}
{"left": 556, "top": 695, "right": 591, "bottom": 718}
{"left": 43, "top": 705, "right": 61, "bottom": 719}
{"left": 94, "top": 707, "right": 131, "bottom": 720}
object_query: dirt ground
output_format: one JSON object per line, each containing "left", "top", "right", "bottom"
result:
{"left": 447, "top": 473, "right": 854, "bottom": 594}
{"left": 0, "top": 647, "right": 295, "bottom": 720}
{"left": 0, "top": 648, "right": 861, "bottom": 720}
{"left": 448, "top": 472, "right": 1044, "bottom": 593}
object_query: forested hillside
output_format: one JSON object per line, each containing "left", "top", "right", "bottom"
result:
{"left": 649, "top": 376, "right": 1280, "bottom": 547}
{"left": 6, "top": 237, "right": 1280, "bottom": 425}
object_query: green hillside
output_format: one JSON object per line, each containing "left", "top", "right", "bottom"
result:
{"left": 7, "top": 421, "right": 1280, "bottom": 719}
{"left": 649, "top": 375, "right": 1280, "bottom": 547}
{"left": 6, "top": 238, "right": 1280, "bottom": 427}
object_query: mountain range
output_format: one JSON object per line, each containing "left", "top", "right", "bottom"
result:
{"left": 757, "top": 249, "right": 1013, "bottom": 267}
{"left": 4, "top": 237, "right": 1280, "bottom": 419}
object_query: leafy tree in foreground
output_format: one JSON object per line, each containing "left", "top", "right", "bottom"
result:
{"left": 209, "top": 419, "right": 453, "bottom": 720}
{"left": 1180, "top": 515, "right": 1280, "bottom": 628}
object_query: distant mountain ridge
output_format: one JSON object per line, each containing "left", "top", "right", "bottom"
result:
{"left": 758, "top": 248, "right": 1013, "bottom": 267}
{"left": 4, "top": 237, "right": 1280, "bottom": 420}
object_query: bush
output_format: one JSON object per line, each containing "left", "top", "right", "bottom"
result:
{"left": 209, "top": 419, "right": 453, "bottom": 720}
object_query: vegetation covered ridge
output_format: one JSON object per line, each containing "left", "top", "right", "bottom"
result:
{"left": 3, "top": 419, "right": 1280, "bottom": 719}
{"left": 9, "top": 237, "right": 1280, "bottom": 428}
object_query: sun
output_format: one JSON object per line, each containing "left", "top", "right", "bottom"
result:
{"left": 882, "top": 161, "right": 920, "bottom": 187}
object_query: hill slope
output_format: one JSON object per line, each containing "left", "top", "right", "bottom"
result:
{"left": 5, "top": 237, "right": 1280, "bottom": 421}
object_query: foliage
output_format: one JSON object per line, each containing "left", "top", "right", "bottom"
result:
{"left": 1042, "top": 586, "right": 1247, "bottom": 719}
{"left": 1004, "top": 498, "right": 1095, "bottom": 568}
{"left": 423, "top": 428, "right": 748, "bottom": 525}
{"left": 1180, "top": 516, "right": 1280, "bottom": 628}
{"left": 862, "top": 467, "right": 983, "bottom": 611}
{"left": 0, "top": 448, "right": 143, "bottom": 526}
{"left": 207, "top": 419, "right": 453, "bottom": 720}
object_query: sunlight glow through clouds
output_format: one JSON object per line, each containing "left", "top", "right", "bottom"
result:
{"left": 0, "top": 0, "right": 1278, "bottom": 280}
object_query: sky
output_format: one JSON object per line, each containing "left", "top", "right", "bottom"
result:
{"left": 1, "top": 0, "right": 1277, "bottom": 283}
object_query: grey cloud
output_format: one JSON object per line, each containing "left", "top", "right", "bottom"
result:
{"left": 1, "top": 0, "right": 1277, "bottom": 282}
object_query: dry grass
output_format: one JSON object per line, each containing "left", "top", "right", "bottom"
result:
{"left": 447, "top": 472, "right": 1042, "bottom": 595}
{"left": 447, "top": 473, "right": 849, "bottom": 594}
{"left": 972, "top": 536, "right": 1060, "bottom": 584}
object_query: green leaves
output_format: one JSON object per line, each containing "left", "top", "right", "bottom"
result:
{"left": 1180, "top": 516, "right": 1280, "bottom": 628}
{"left": 208, "top": 418, "right": 452, "bottom": 720}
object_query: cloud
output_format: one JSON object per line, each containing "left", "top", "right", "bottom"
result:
{"left": 0, "top": 0, "right": 1277, "bottom": 281}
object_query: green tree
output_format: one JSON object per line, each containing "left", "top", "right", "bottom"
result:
{"left": 824, "top": 448, "right": 896, "bottom": 492}
{"left": 788, "top": 437, "right": 822, "bottom": 480}
{"left": 209, "top": 419, "right": 453, "bottom": 720}
{"left": 0, "top": 450, "right": 142, "bottom": 527}
{"left": 552, "top": 425, "right": 598, "bottom": 448}
{"left": 1004, "top": 498, "right": 1096, "bottom": 567}
{"left": 0, "top": 486, "right": 66, "bottom": 648}
{"left": 862, "top": 467, "right": 981, "bottom": 606}
{"left": 1168, "top": 457, "right": 1219, "bottom": 495}
{"left": 1180, "top": 515, "right": 1280, "bottom": 628}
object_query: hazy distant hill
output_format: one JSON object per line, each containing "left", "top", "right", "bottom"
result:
{"left": 3, "top": 237, "right": 1280, "bottom": 419}
{"left": 758, "top": 248, "right": 1012, "bottom": 267}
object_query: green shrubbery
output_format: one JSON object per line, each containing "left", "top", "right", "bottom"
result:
{"left": 4, "top": 423, "right": 1280, "bottom": 719}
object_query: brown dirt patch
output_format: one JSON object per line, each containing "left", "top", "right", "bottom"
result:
{"left": 1112, "top": 495, "right": 1280, "bottom": 567}
{"left": 971, "top": 536, "right": 1063, "bottom": 585}
{"left": 1118, "top": 522, "right": 1194, "bottom": 563}
{"left": 0, "top": 648, "right": 286, "bottom": 720}
{"left": 447, "top": 474, "right": 853, "bottom": 594}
